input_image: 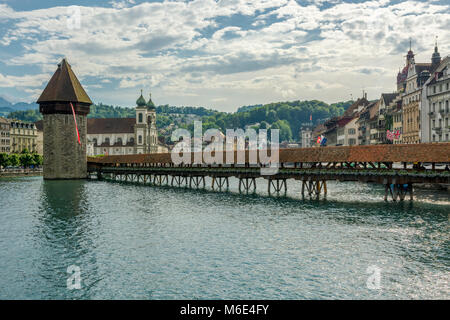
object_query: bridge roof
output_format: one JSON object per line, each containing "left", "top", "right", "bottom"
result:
{"left": 88, "top": 143, "right": 450, "bottom": 164}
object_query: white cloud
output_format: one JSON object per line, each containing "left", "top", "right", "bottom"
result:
{"left": 0, "top": 0, "right": 448, "bottom": 110}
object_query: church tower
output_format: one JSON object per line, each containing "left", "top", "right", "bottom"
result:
{"left": 134, "top": 90, "right": 148, "bottom": 154}
{"left": 133, "top": 90, "right": 158, "bottom": 154}
{"left": 37, "top": 59, "right": 92, "bottom": 179}
{"left": 146, "top": 93, "right": 158, "bottom": 153}
{"left": 431, "top": 38, "right": 441, "bottom": 72}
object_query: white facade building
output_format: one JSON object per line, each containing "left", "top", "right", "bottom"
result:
{"left": 87, "top": 92, "right": 168, "bottom": 156}
{"left": 421, "top": 56, "right": 450, "bottom": 143}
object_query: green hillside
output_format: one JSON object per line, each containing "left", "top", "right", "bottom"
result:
{"left": 6, "top": 99, "right": 351, "bottom": 142}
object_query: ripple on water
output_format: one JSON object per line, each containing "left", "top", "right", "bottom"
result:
{"left": 0, "top": 176, "right": 448, "bottom": 299}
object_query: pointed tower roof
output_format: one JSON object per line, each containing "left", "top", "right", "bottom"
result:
{"left": 431, "top": 36, "right": 441, "bottom": 70}
{"left": 146, "top": 93, "right": 155, "bottom": 109}
{"left": 136, "top": 89, "right": 147, "bottom": 107}
{"left": 37, "top": 58, "right": 92, "bottom": 104}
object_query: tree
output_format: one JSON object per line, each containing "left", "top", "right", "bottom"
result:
{"left": 0, "top": 153, "right": 9, "bottom": 168}
{"left": 270, "top": 120, "right": 293, "bottom": 142}
{"left": 259, "top": 121, "right": 269, "bottom": 129}
{"left": 33, "top": 153, "right": 43, "bottom": 166}
{"left": 20, "top": 152, "right": 35, "bottom": 167}
{"left": 8, "top": 154, "right": 20, "bottom": 167}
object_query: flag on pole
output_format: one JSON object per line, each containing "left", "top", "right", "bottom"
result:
{"left": 316, "top": 135, "right": 322, "bottom": 145}
{"left": 70, "top": 102, "right": 81, "bottom": 145}
{"left": 320, "top": 136, "right": 327, "bottom": 146}
{"left": 386, "top": 130, "right": 393, "bottom": 141}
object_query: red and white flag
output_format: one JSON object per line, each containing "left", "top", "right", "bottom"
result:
{"left": 70, "top": 102, "right": 81, "bottom": 145}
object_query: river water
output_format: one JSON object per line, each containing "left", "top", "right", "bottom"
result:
{"left": 0, "top": 176, "right": 448, "bottom": 299}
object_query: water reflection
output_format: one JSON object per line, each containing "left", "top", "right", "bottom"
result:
{"left": 34, "top": 180, "right": 99, "bottom": 299}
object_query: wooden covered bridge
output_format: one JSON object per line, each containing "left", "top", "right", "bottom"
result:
{"left": 87, "top": 143, "right": 450, "bottom": 201}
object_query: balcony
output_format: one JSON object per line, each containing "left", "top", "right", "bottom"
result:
{"left": 434, "top": 126, "right": 442, "bottom": 134}
{"left": 439, "top": 108, "right": 449, "bottom": 116}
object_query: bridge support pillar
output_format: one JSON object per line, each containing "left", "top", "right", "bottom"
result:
{"left": 268, "top": 178, "right": 287, "bottom": 196}
{"left": 189, "top": 176, "right": 205, "bottom": 189}
{"left": 238, "top": 177, "right": 256, "bottom": 194}
{"left": 171, "top": 175, "right": 188, "bottom": 187}
{"left": 153, "top": 174, "right": 168, "bottom": 186}
{"left": 212, "top": 177, "right": 229, "bottom": 191}
{"left": 384, "top": 183, "right": 413, "bottom": 201}
{"left": 301, "top": 179, "right": 327, "bottom": 199}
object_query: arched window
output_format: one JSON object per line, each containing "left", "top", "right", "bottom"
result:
{"left": 138, "top": 113, "right": 143, "bottom": 123}
{"left": 130, "top": 137, "right": 134, "bottom": 144}
{"left": 105, "top": 137, "right": 110, "bottom": 145}
{"left": 117, "top": 137, "right": 122, "bottom": 145}
{"left": 138, "top": 135, "right": 142, "bottom": 144}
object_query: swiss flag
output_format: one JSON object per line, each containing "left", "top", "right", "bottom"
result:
{"left": 70, "top": 102, "right": 81, "bottom": 145}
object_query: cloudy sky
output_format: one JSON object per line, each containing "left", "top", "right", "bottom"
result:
{"left": 0, "top": 0, "right": 449, "bottom": 112}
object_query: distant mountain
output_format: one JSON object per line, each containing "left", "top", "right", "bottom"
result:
{"left": 12, "top": 101, "right": 39, "bottom": 111}
{"left": 0, "top": 97, "right": 38, "bottom": 117}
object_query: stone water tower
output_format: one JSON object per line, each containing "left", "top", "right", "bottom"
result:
{"left": 37, "top": 59, "right": 92, "bottom": 179}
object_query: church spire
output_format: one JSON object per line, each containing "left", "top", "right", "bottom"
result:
{"left": 136, "top": 89, "right": 146, "bottom": 107}
{"left": 147, "top": 92, "right": 155, "bottom": 110}
{"left": 431, "top": 36, "right": 441, "bottom": 70}
{"left": 406, "top": 38, "right": 414, "bottom": 65}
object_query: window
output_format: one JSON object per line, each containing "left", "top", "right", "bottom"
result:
{"left": 130, "top": 137, "right": 134, "bottom": 144}
{"left": 65, "top": 116, "right": 68, "bottom": 124}
{"left": 433, "top": 86, "right": 436, "bottom": 94}
{"left": 105, "top": 137, "right": 110, "bottom": 145}
{"left": 117, "top": 137, "right": 122, "bottom": 145}
{"left": 93, "top": 138, "right": 97, "bottom": 145}
{"left": 138, "top": 135, "right": 142, "bottom": 144}
{"left": 348, "top": 128, "right": 356, "bottom": 135}
{"left": 138, "top": 113, "right": 143, "bottom": 123}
